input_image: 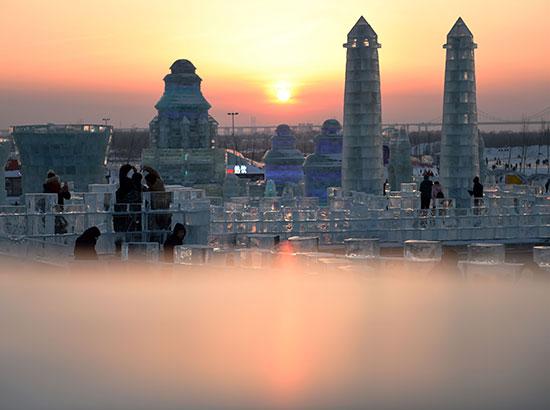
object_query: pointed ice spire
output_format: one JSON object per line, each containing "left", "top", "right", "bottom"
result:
{"left": 347, "top": 16, "right": 377, "bottom": 39}
{"left": 447, "top": 17, "right": 473, "bottom": 38}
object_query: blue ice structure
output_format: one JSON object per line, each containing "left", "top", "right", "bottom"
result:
{"left": 144, "top": 59, "right": 225, "bottom": 192}
{"left": 303, "top": 119, "right": 343, "bottom": 202}
{"left": 262, "top": 125, "right": 304, "bottom": 195}
{"left": 12, "top": 124, "right": 112, "bottom": 194}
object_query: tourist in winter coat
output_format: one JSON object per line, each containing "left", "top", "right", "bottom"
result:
{"left": 43, "top": 170, "right": 71, "bottom": 234}
{"left": 114, "top": 164, "right": 142, "bottom": 232}
{"left": 143, "top": 165, "right": 171, "bottom": 231}
{"left": 419, "top": 175, "right": 433, "bottom": 210}
{"left": 43, "top": 170, "right": 71, "bottom": 206}
{"left": 74, "top": 226, "right": 101, "bottom": 261}
{"left": 468, "top": 176, "right": 484, "bottom": 198}
{"left": 431, "top": 181, "right": 444, "bottom": 201}
{"left": 468, "top": 176, "right": 484, "bottom": 209}
{"left": 163, "top": 223, "right": 187, "bottom": 263}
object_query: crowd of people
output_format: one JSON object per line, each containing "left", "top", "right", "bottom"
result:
{"left": 41, "top": 165, "right": 186, "bottom": 261}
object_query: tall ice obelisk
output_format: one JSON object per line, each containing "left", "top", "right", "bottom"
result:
{"left": 342, "top": 16, "right": 383, "bottom": 195}
{"left": 440, "top": 18, "right": 480, "bottom": 208}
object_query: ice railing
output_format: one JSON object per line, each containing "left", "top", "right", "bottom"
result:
{"left": 0, "top": 185, "right": 212, "bottom": 257}
{"left": 2, "top": 182, "right": 550, "bottom": 260}
{"left": 209, "top": 183, "right": 550, "bottom": 246}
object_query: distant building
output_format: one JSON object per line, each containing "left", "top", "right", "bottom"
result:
{"left": 439, "top": 18, "right": 480, "bottom": 208}
{"left": 342, "top": 16, "right": 384, "bottom": 195}
{"left": 262, "top": 124, "right": 304, "bottom": 195}
{"left": 11, "top": 124, "right": 112, "bottom": 194}
{"left": 143, "top": 59, "right": 225, "bottom": 194}
{"left": 303, "top": 119, "right": 343, "bottom": 202}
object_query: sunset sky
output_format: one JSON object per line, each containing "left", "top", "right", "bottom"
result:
{"left": 0, "top": 0, "right": 548, "bottom": 129}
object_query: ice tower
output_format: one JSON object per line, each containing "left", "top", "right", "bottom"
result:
{"left": 149, "top": 60, "right": 215, "bottom": 149}
{"left": 440, "top": 18, "right": 480, "bottom": 208}
{"left": 303, "top": 119, "right": 343, "bottom": 202}
{"left": 342, "top": 16, "right": 383, "bottom": 195}
{"left": 143, "top": 60, "right": 225, "bottom": 193}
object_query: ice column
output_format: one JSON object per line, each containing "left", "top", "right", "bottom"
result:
{"left": 342, "top": 16, "right": 384, "bottom": 195}
{"left": 440, "top": 18, "right": 480, "bottom": 208}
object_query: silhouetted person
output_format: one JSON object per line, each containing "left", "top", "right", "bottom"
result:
{"left": 545, "top": 178, "right": 550, "bottom": 193}
{"left": 469, "top": 176, "right": 484, "bottom": 209}
{"left": 432, "top": 181, "right": 444, "bottom": 200}
{"left": 143, "top": 165, "right": 171, "bottom": 232}
{"left": 114, "top": 164, "right": 142, "bottom": 232}
{"left": 163, "top": 223, "right": 187, "bottom": 263}
{"left": 43, "top": 170, "right": 71, "bottom": 206}
{"left": 74, "top": 226, "right": 101, "bottom": 261}
{"left": 129, "top": 171, "right": 144, "bottom": 203}
{"left": 431, "top": 247, "right": 461, "bottom": 276}
{"left": 43, "top": 170, "right": 71, "bottom": 234}
{"left": 419, "top": 175, "right": 433, "bottom": 210}
{"left": 468, "top": 176, "right": 483, "bottom": 198}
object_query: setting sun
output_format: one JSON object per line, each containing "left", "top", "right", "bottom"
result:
{"left": 275, "top": 81, "right": 292, "bottom": 103}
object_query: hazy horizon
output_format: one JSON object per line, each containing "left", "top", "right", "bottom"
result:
{"left": 0, "top": 0, "right": 548, "bottom": 129}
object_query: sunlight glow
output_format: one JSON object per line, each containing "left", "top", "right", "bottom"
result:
{"left": 275, "top": 81, "right": 292, "bottom": 103}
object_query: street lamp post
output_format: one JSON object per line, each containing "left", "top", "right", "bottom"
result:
{"left": 227, "top": 112, "right": 239, "bottom": 155}
{"left": 227, "top": 112, "right": 239, "bottom": 137}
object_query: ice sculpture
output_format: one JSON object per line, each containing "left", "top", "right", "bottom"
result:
{"left": 304, "top": 119, "right": 343, "bottom": 203}
{"left": 12, "top": 124, "right": 111, "bottom": 194}
{"left": 344, "top": 238, "right": 380, "bottom": 258}
{"left": 342, "top": 16, "right": 384, "bottom": 195}
{"left": 404, "top": 240, "right": 442, "bottom": 262}
{"left": 467, "top": 243, "right": 505, "bottom": 264}
{"left": 144, "top": 59, "right": 225, "bottom": 193}
{"left": 439, "top": 18, "right": 480, "bottom": 208}
{"left": 262, "top": 125, "right": 305, "bottom": 195}
{"left": 121, "top": 242, "right": 160, "bottom": 262}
